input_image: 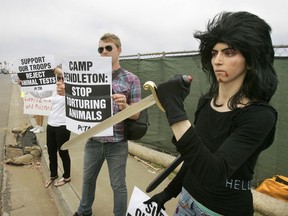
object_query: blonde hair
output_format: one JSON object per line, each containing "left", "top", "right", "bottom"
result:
{"left": 53, "top": 67, "right": 62, "bottom": 76}
{"left": 100, "top": 33, "right": 121, "bottom": 48}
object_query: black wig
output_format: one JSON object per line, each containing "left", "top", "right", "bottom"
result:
{"left": 194, "top": 11, "right": 278, "bottom": 104}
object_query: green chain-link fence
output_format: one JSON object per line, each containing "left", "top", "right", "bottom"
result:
{"left": 120, "top": 45, "right": 288, "bottom": 186}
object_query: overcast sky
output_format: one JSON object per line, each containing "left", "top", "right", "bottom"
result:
{"left": 0, "top": 0, "right": 287, "bottom": 66}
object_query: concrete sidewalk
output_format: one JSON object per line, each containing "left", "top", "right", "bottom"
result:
{"left": 33, "top": 118, "right": 180, "bottom": 216}
{"left": 21, "top": 84, "right": 288, "bottom": 216}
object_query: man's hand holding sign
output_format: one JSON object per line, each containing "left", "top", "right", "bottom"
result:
{"left": 62, "top": 57, "right": 113, "bottom": 136}
{"left": 60, "top": 73, "right": 192, "bottom": 205}
{"left": 60, "top": 74, "right": 192, "bottom": 216}
{"left": 61, "top": 75, "right": 192, "bottom": 150}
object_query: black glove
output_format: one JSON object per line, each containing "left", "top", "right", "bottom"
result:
{"left": 143, "top": 190, "right": 173, "bottom": 215}
{"left": 157, "top": 75, "right": 192, "bottom": 125}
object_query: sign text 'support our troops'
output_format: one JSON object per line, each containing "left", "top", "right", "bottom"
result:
{"left": 15, "top": 55, "right": 56, "bottom": 91}
{"left": 64, "top": 58, "right": 113, "bottom": 135}
{"left": 19, "top": 56, "right": 54, "bottom": 85}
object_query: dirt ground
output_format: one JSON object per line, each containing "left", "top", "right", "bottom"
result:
{"left": 1, "top": 128, "right": 60, "bottom": 216}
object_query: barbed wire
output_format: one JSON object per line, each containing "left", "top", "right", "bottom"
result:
{"left": 1, "top": 45, "right": 287, "bottom": 74}
{"left": 120, "top": 45, "right": 288, "bottom": 60}
{"left": 274, "top": 45, "right": 288, "bottom": 57}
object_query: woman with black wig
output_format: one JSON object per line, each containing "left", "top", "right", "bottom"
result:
{"left": 144, "top": 11, "right": 278, "bottom": 215}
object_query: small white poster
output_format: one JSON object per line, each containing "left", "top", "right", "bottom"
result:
{"left": 23, "top": 92, "right": 52, "bottom": 116}
{"left": 14, "top": 55, "right": 56, "bottom": 92}
{"left": 127, "top": 186, "right": 168, "bottom": 216}
{"left": 63, "top": 57, "right": 113, "bottom": 136}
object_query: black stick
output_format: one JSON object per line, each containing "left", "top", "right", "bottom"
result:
{"left": 146, "top": 155, "right": 183, "bottom": 193}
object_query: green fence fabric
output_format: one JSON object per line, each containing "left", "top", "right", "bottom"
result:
{"left": 252, "top": 57, "right": 288, "bottom": 185}
{"left": 121, "top": 55, "right": 205, "bottom": 154}
{"left": 120, "top": 55, "right": 288, "bottom": 186}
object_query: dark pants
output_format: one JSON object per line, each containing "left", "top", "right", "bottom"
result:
{"left": 46, "top": 124, "right": 71, "bottom": 179}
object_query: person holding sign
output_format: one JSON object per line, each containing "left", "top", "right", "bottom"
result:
{"left": 144, "top": 12, "right": 278, "bottom": 215}
{"left": 67, "top": 33, "right": 141, "bottom": 216}
{"left": 31, "top": 67, "right": 72, "bottom": 188}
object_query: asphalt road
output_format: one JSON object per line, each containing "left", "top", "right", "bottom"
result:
{"left": 0, "top": 74, "right": 180, "bottom": 216}
{"left": 0, "top": 74, "right": 60, "bottom": 216}
{"left": 0, "top": 74, "right": 11, "bottom": 209}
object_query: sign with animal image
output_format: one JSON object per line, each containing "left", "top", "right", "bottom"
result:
{"left": 14, "top": 55, "right": 56, "bottom": 92}
{"left": 63, "top": 57, "right": 113, "bottom": 136}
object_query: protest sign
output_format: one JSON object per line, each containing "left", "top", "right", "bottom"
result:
{"left": 63, "top": 57, "right": 113, "bottom": 136}
{"left": 23, "top": 92, "right": 52, "bottom": 116}
{"left": 14, "top": 55, "right": 56, "bottom": 92}
{"left": 127, "top": 186, "right": 168, "bottom": 216}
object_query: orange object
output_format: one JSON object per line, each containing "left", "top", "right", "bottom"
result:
{"left": 256, "top": 175, "right": 288, "bottom": 202}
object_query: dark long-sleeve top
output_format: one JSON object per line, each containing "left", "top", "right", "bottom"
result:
{"left": 165, "top": 96, "right": 277, "bottom": 216}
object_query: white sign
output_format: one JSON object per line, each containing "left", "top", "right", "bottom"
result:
{"left": 23, "top": 92, "right": 52, "bottom": 116}
{"left": 127, "top": 186, "right": 168, "bottom": 216}
{"left": 14, "top": 55, "right": 56, "bottom": 92}
{"left": 63, "top": 57, "right": 113, "bottom": 136}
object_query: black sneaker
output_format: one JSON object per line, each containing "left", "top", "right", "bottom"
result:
{"left": 73, "top": 212, "right": 92, "bottom": 216}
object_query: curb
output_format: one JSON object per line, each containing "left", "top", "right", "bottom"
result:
{"left": 252, "top": 190, "right": 288, "bottom": 216}
{"left": 31, "top": 116, "right": 78, "bottom": 216}
{"left": 32, "top": 119, "right": 288, "bottom": 216}
{"left": 129, "top": 142, "right": 288, "bottom": 216}
{"left": 128, "top": 141, "right": 181, "bottom": 172}
{"left": 40, "top": 150, "right": 75, "bottom": 215}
